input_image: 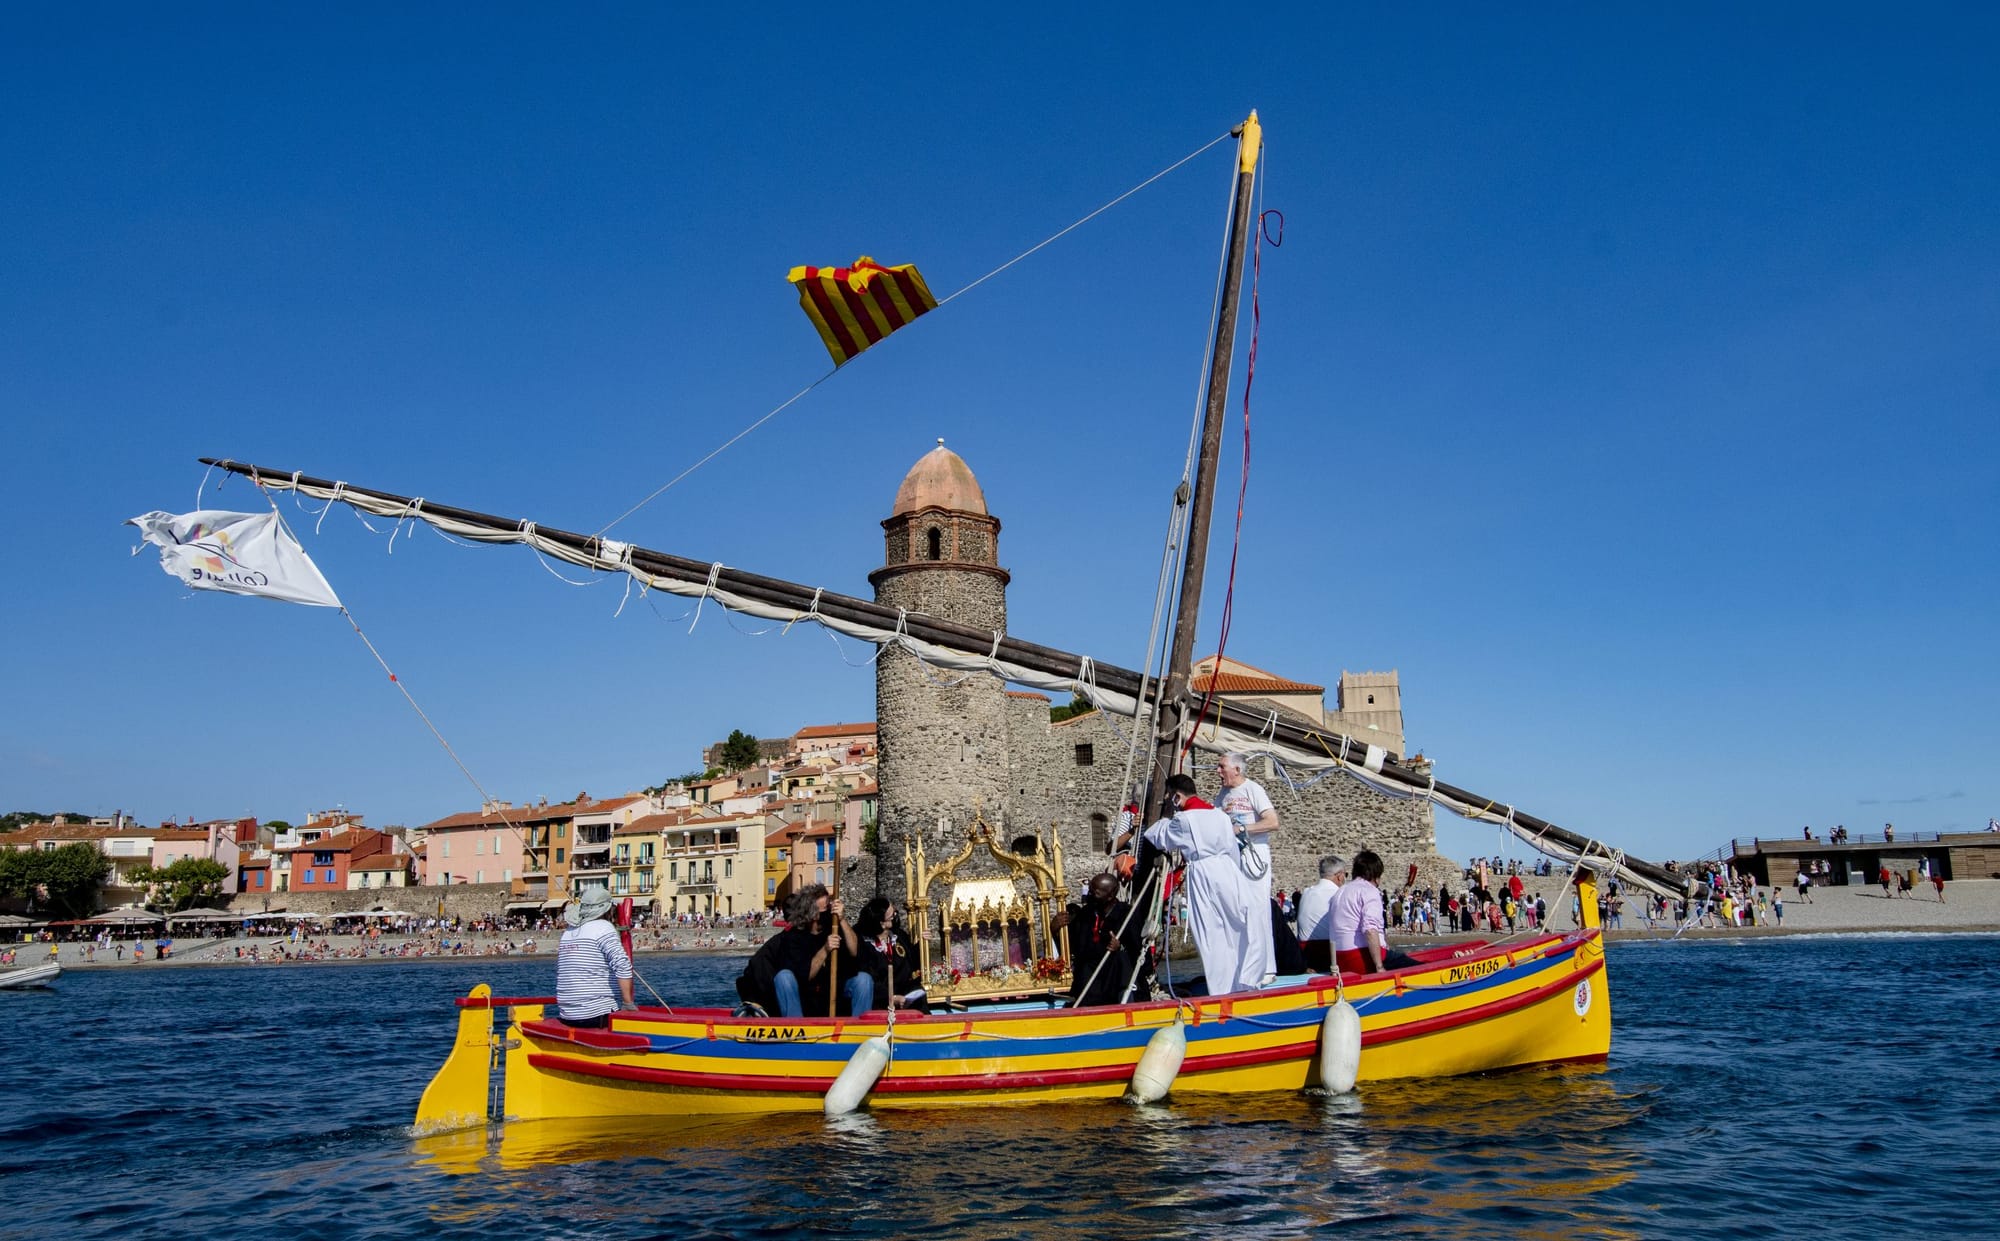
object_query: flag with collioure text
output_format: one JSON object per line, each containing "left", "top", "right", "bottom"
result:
{"left": 128, "top": 510, "right": 342, "bottom": 608}
{"left": 788, "top": 256, "right": 937, "bottom": 365}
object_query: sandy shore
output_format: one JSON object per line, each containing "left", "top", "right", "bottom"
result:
{"left": 9, "top": 926, "right": 769, "bottom": 971}
{"left": 14, "top": 879, "right": 1998, "bottom": 973}
{"left": 1601, "top": 876, "right": 2000, "bottom": 940}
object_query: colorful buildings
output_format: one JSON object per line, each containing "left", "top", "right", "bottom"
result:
{"left": 281, "top": 827, "right": 398, "bottom": 894}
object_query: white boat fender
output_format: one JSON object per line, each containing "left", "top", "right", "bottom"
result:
{"left": 1129, "top": 1019, "right": 1187, "bottom": 1103}
{"left": 1319, "top": 999, "right": 1361, "bottom": 1094}
{"left": 823, "top": 1035, "right": 892, "bottom": 1116}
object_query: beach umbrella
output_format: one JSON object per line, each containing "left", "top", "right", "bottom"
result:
{"left": 88, "top": 908, "right": 164, "bottom": 925}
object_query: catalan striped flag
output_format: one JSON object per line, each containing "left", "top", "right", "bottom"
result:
{"left": 787, "top": 256, "right": 937, "bottom": 366}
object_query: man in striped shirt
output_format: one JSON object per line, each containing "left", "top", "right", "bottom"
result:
{"left": 556, "top": 887, "right": 634, "bottom": 1027}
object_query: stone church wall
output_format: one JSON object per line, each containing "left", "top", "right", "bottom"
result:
{"left": 1003, "top": 705, "right": 1455, "bottom": 897}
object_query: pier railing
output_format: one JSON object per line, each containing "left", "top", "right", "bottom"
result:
{"left": 1718, "top": 830, "right": 1957, "bottom": 856}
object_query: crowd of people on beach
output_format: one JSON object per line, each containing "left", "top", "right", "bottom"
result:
{"left": 8, "top": 908, "right": 784, "bottom": 968}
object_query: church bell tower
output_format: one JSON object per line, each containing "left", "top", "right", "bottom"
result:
{"left": 870, "top": 440, "right": 1011, "bottom": 900}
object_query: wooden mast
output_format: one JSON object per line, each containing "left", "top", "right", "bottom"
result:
{"left": 1141, "top": 110, "right": 1262, "bottom": 828}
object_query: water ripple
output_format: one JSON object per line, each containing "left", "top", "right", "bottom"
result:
{"left": 1, "top": 937, "right": 1994, "bottom": 1239}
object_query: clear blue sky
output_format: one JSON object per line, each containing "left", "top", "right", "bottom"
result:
{"left": 3, "top": 6, "right": 1994, "bottom": 864}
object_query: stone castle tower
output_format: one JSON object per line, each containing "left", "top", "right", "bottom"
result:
{"left": 870, "top": 440, "right": 1013, "bottom": 900}
{"left": 867, "top": 442, "right": 1454, "bottom": 903}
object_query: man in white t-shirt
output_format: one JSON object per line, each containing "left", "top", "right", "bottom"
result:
{"left": 1294, "top": 855, "right": 1346, "bottom": 972}
{"left": 1215, "top": 752, "right": 1279, "bottom": 876}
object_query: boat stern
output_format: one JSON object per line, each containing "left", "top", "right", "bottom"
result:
{"left": 415, "top": 984, "right": 498, "bottom": 1132}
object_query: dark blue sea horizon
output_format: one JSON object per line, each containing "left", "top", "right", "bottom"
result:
{"left": 1, "top": 935, "right": 1991, "bottom": 1240}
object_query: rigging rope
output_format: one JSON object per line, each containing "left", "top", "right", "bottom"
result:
{"left": 1182, "top": 199, "right": 1278, "bottom": 762}
{"left": 595, "top": 130, "right": 1235, "bottom": 539}
{"left": 1117, "top": 131, "right": 1251, "bottom": 828}
{"left": 242, "top": 477, "right": 540, "bottom": 856}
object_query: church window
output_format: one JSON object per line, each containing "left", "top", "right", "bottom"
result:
{"left": 1090, "top": 813, "right": 1109, "bottom": 852}
{"left": 1367, "top": 694, "right": 1375, "bottom": 704}
{"left": 926, "top": 527, "right": 942, "bottom": 560}
{"left": 1074, "top": 743, "right": 1095, "bottom": 767}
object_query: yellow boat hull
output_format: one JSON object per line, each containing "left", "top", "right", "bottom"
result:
{"left": 417, "top": 924, "right": 1610, "bottom": 1126}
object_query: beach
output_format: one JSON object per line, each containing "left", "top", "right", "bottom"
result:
{"left": 1601, "top": 874, "right": 1999, "bottom": 938}
{"left": 16, "top": 878, "right": 1998, "bottom": 974}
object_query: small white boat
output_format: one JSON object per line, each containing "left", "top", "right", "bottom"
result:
{"left": 0, "top": 961, "right": 61, "bottom": 989}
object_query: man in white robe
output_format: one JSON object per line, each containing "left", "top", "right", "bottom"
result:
{"left": 1120, "top": 772, "right": 1271, "bottom": 995}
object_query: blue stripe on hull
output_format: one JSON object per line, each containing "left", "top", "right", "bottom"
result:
{"left": 609, "top": 943, "right": 1582, "bottom": 1065}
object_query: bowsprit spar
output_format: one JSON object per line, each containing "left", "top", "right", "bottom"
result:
{"left": 195, "top": 454, "right": 1689, "bottom": 902}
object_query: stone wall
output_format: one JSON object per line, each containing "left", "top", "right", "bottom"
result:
{"left": 224, "top": 883, "right": 512, "bottom": 922}
{"left": 873, "top": 569, "right": 1010, "bottom": 903}
{"left": 1004, "top": 704, "right": 1456, "bottom": 897}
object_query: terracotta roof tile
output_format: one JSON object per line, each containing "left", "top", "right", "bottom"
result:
{"left": 349, "top": 856, "right": 410, "bottom": 872}
{"left": 1191, "top": 671, "right": 1324, "bottom": 695}
{"left": 793, "top": 722, "right": 877, "bottom": 739}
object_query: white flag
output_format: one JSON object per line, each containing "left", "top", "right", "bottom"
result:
{"left": 128, "top": 510, "right": 342, "bottom": 608}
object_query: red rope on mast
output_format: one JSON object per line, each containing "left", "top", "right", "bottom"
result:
{"left": 1182, "top": 209, "right": 1282, "bottom": 763}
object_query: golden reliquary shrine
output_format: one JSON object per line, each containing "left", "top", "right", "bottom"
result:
{"left": 903, "top": 816, "right": 1073, "bottom": 1006}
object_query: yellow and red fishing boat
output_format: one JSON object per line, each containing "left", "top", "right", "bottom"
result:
{"left": 416, "top": 869, "right": 1614, "bottom": 1127}
{"left": 391, "top": 110, "right": 1678, "bottom": 1126}
{"left": 164, "top": 109, "right": 1677, "bottom": 1127}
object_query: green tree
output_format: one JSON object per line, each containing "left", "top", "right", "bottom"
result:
{"left": 0, "top": 848, "right": 36, "bottom": 901}
{"left": 720, "top": 729, "right": 763, "bottom": 772}
{"left": 645, "top": 769, "right": 717, "bottom": 795}
{"left": 0, "top": 810, "right": 89, "bottom": 834}
{"left": 1049, "top": 694, "right": 1097, "bottom": 723}
{"left": 130, "top": 857, "right": 232, "bottom": 912}
{"left": 263, "top": 819, "right": 294, "bottom": 834}
{"left": 27, "top": 843, "right": 112, "bottom": 919}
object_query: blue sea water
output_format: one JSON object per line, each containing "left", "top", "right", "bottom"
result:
{"left": 0, "top": 935, "right": 1992, "bottom": 1240}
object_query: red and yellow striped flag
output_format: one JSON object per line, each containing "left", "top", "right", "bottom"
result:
{"left": 787, "top": 256, "right": 937, "bottom": 366}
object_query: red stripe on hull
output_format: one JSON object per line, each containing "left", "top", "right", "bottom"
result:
{"left": 529, "top": 1053, "right": 832, "bottom": 1094}
{"left": 1362, "top": 956, "right": 1604, "bottom": 1048}
{"left": 872, "top": 1061, "right": 1133, "bottom": 1093}
{"left": 521, "top": 950, "right": 1602, "bottom": 1099}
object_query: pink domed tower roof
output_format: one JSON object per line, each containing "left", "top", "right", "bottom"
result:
{"left": 891, "top": 439, "right": 987, "bottom": 517}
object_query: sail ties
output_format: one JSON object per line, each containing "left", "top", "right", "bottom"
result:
{"left": 518, "top": 520, "right": 599, "bottom": 587}
{"left": 1071, "top": 655, "right": 1097, "bottom": 701}
{"left": 688, "top": 562, "right": 725, "bottom": 632}
{"left": 389, "top": 498, "right": 424, "bottom": 554}
{"left": 782, "top": 587, "right": 824, "bottom": 636}
{"left": 600, "top": 541, "right": 636, "bottom": 618}
{"left": 316, "top": 482, "right": 347, "bottom": 535}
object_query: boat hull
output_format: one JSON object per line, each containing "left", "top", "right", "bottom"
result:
{"left": 418, "top": 928, "right": 1609, "bottom": 1125}
{"left": 0, "top": 962, "right": 61, "bottom": 990}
